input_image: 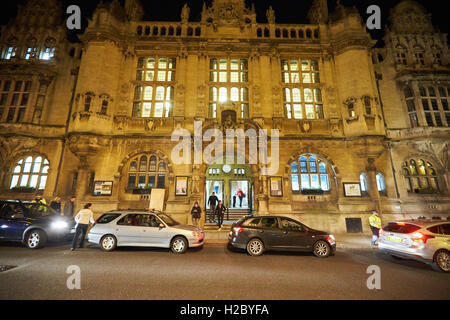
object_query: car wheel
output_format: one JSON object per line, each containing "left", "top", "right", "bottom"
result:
{"left": 171, "top": 236, "right": 188, "bottom": 254}
{"left": 100, "top": 235, "right": 117, "bottom": 252}
{"left": 247, "top": 238, "right": 264, "bottom": 256}
{"left": 313, "top": 240, "right": 331, "bottom": 258}
{"left": 433, "top": 250, "right": 450, "bottom": 273}
{"left": 26, "top": 229, "right": 47, "bottom": 249}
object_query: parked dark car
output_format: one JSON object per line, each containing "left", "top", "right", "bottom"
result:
{"left": 0, "top": 200, "right": 75, "bottom": 249}
{"left": 228, "top": 215, "right": 336, "bottom": 257}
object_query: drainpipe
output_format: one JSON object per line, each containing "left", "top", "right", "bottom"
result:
{"left": 53, "top": 66, "right": 79, "bottom": 195}
{"left": 375, "top": 72, "right": 400, "bottom": 200}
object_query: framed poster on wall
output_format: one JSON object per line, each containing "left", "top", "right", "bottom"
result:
{"left": 93, "top": 181, "right": 113, "bottom": 196}
{"left": 343, "top": 182, "right": 362, "bottom": 197}
{"left": 270, "top": 176, "right": 283, "bottom": 197}
{"left": 175, "top": 176, "right": 188, "bottom": 196}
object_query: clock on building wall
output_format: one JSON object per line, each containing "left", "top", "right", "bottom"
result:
{"left": 222, "top": 164, "right": 231, "bottom": 173}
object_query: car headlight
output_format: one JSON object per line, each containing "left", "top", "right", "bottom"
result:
{"left": 51, "top": 221, "right": 68, "bottom": 229}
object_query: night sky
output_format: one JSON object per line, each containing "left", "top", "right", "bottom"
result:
{"left": 0, "top": 0, "right": 448, "bottom": 42}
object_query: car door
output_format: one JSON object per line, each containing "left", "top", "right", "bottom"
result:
{"left": 257, "top": 217, "right": 285, "bottom": 249}
{"left": 115, "top": 214, "right": 147, "bottom": 245}
{"left": 276, "top": 217, "right": 309, "bottom": 250}
{"left": 138, "top": 214, "right": 168, "bottom": 247}
{"left": 0, "top": 203, "right": 30, "bottom": 240}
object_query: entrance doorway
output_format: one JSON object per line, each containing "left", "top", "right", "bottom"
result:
{"left": 205, "top": 158, "right": 253, "bottom": 216}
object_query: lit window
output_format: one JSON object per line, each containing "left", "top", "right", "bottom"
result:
{"left": 41, "top": 47, "right": 55, "bottom": 60}
{"left": 290, "top": 154, "right": 330, "bottom": 192}
{"left": 376, "top": 173, "right": 386, "bottom": 193}
{"left": 127, "top": 154, "right": 166, "bottom": 191}
{"left": 402, "top": 159, "right": 438, "bottom": 193}
{"left": 10, "top": 156, "right": 49, "bottom": 190}
{"left": 5, "top": 46, "right": 17, "bottom": 59}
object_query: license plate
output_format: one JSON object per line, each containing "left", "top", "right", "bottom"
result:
{"left": 387, "top": 236, "right": 402, "bottom": 243}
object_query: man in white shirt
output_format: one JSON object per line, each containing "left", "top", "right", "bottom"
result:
{"left": 70, "top": 203, "right": 95, "bottom": 251}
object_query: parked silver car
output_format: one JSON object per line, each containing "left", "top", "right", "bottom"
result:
{"left": 87, "top": 210, "right": 204, "bottom": 254}
{"left": 378, "top": 220, "right": 450, "bottom": 272}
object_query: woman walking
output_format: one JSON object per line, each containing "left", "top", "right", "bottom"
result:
{"left": 191, "top": 201, "right": 201, "bottom": 227}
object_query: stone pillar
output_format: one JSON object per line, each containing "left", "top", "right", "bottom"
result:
{"left": 74, "top": 157, "right": 90, "bottom": 210}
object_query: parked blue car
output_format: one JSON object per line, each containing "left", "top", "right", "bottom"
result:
{"left": 0, "top": 200, "right": 75, "bottom": 249}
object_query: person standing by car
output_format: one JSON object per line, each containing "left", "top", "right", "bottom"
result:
{"left": 215, "top": 200, "right": 226, "bottom": 230}
{"left": 70, "top": 203, "right": 95, "bottom": 251}
{"left": 33, "top": 195, "right": 47, "bottom": 214}
{"left": 208, "top": 192, "right": 219, "bottom": 222}
{"left": 191, "top": 201, "right": 201, "bottom": 227}
{"left": 369, "top": 209, "right": 381, "bottom": 246}
{"left": 63, "top": 195, "right": 76, "bottom": 217}
{"left": 50, "top": 196, "right": 61, "bottom": 214}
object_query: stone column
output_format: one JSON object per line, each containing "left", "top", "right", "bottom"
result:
{"left": 74, "top": 157, "right": 90, "bottom": 210}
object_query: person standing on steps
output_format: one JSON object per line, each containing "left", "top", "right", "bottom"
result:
{"left": 208, "top": 192, "right": 219, "bottom": 222}
{"left": 215, "top": 200, "right": 226, "bottom": 230}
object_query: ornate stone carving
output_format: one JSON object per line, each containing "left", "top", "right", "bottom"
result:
{"left": 266, "top": 6, "right": 275, "bottom": 24}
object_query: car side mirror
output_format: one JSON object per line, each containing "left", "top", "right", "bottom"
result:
{"left": 159, "top": 223, "right": 165, "bottom": 229}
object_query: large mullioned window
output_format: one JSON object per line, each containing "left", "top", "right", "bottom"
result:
{"left": 419, "top": 85, "right": 450, "bottom": 127}
{"left": 281, "top": 59, "right": 323, "bottom": 120}
{"left": 127, "top": 154, "right": 166, "bottom": 191}
{"left": 10, "top": 156, "right": 49, "bottom": 190}
{"left": 290, "top": 154, "right": 330, "bottom": 192}
{"left": 208, "top": 58, "right": 249, "bottom": 118}
{"left": 0, "top": 79, "right": 32, "bottom": 123}
{"left": 402, "top": 159, "right": 438, "bottom": 193}
{"left": 133, "top": 57, "right": 175, "bottom": 118}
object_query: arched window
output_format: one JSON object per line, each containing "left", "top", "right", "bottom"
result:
{"left": 402, "top": 159, "right": 438, "bottom": 193}
{"left": 360, "top": 173, "right": 368, "bottom": 193}
{"left": 10, "top": 156, "right": 49, "bottom": 190}
{"left": 376, "top": 173, "right": 386, "bottom": 193}
{"left": 127, "top": 154, "right": 166, "bottom": 192}
{"left": 290, "top": 154, "right": 330, "bottom": 192}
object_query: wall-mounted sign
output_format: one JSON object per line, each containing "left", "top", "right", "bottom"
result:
{"left": 270, "top": 176, "right": 283, "bottom": 197}
{"left": 343, "top": 183, "right": 362, "bottom": 197}
{"left": 93, "top": 181, "right": 113, "bottom": 196}
{"left": 175, "top": 176, "right": 188, "bottom": 196}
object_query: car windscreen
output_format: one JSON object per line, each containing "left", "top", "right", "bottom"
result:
{"left": 97, "top": 213, "right": 121, "bottom": 224}
{"left": 21, "top": 203, "right": 58, "bottom": 218}
{"left": 383, "top": 222, "right": 421, "bottom": 234}
{"left": 157, "top": 213, "right": 178, "bottom": 226}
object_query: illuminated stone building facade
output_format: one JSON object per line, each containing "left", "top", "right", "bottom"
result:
{"left": 0, "top": 0, "right": 448, "bottom": 233}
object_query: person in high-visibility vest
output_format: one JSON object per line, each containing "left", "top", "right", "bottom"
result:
{"left": 369, "top": 210, "right": 382, "bottom": 246}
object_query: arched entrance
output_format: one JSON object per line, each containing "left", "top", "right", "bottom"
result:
{"left": 205, "top": 156, "right": 254, "bottom": 220}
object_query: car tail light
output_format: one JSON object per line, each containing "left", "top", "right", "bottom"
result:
{"left": 411, "top": 232, "right": 434, "bottom": 244}
{"left": 233, "top": 227, "right": 243, "bottom": 234}
{"left": 93, "top": 220, "right": 97, "bottom": 226}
